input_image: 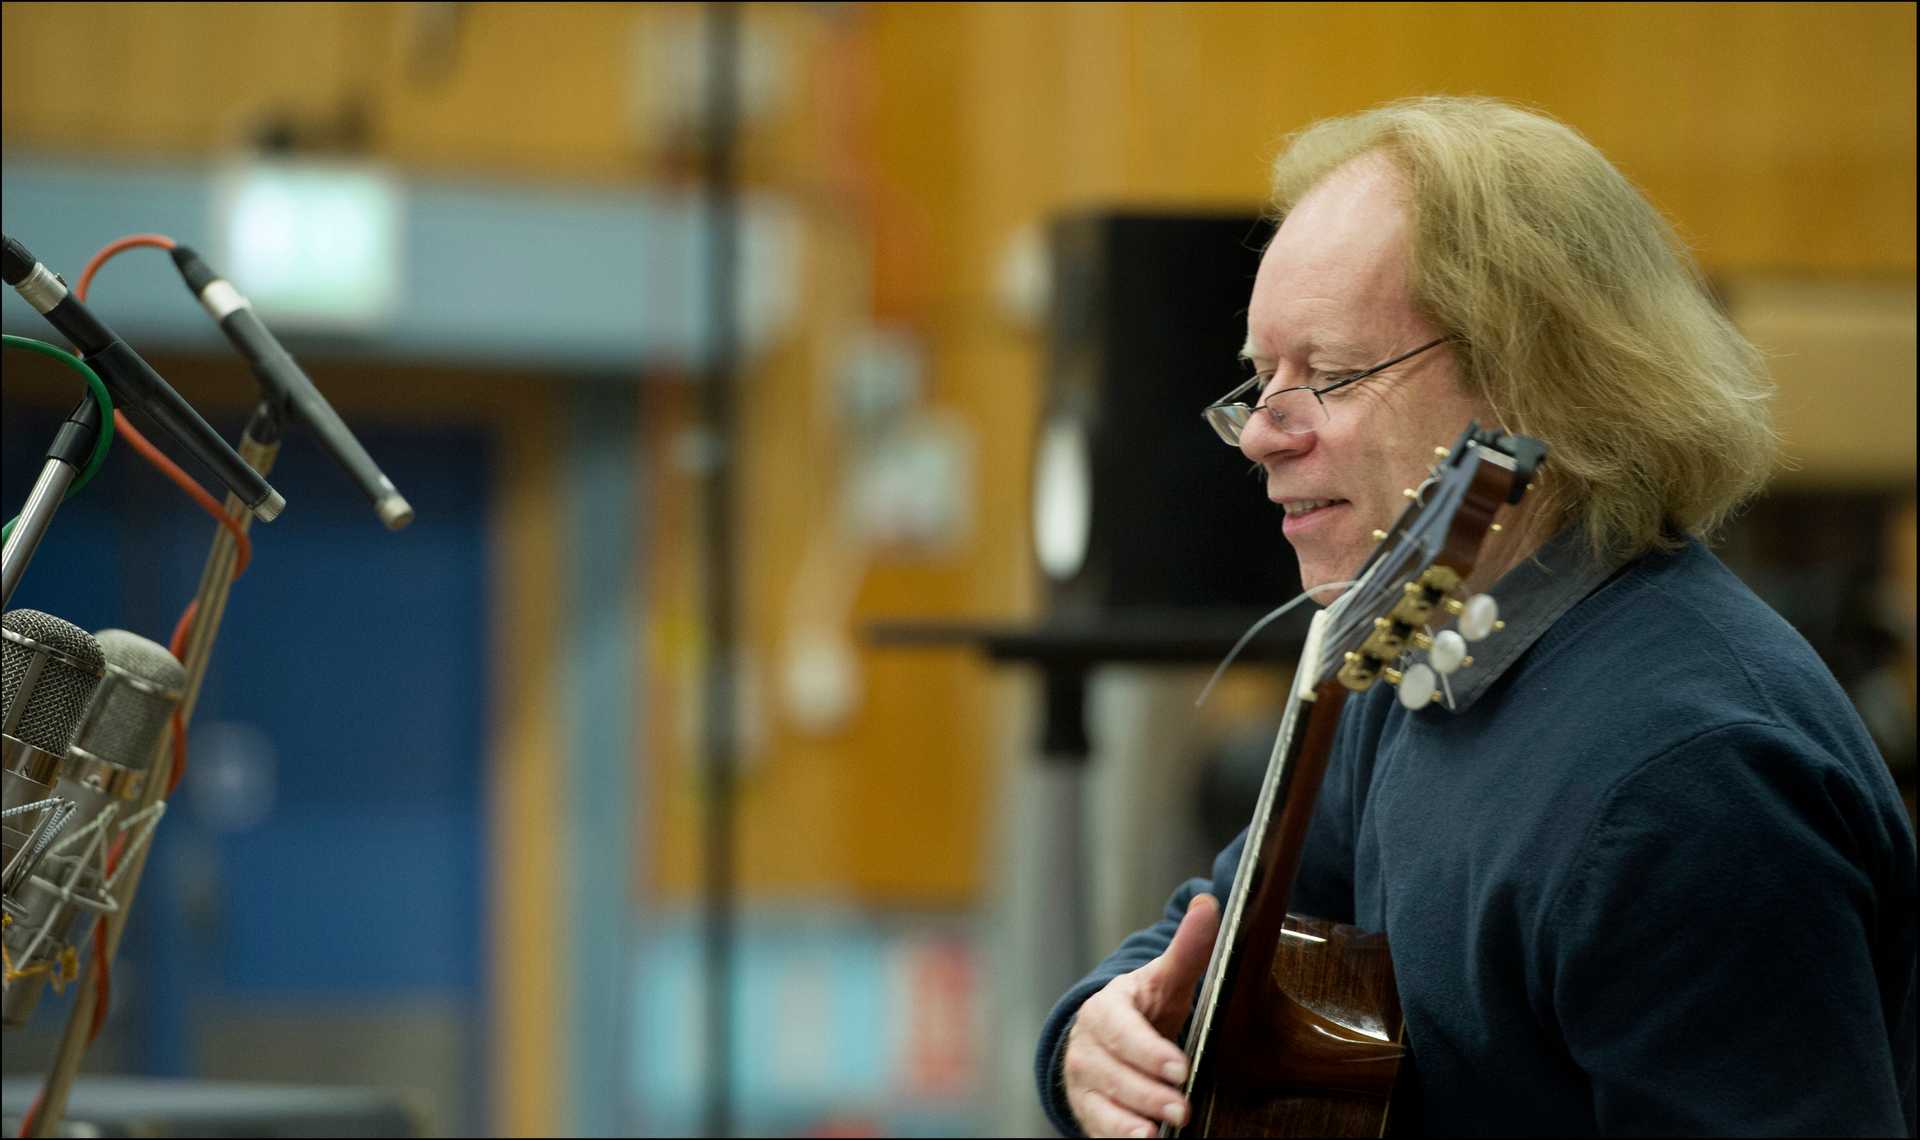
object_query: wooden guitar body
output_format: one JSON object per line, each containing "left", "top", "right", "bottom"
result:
{"left": 1190, "top": 914, "right": 1407, "bottom": 1137}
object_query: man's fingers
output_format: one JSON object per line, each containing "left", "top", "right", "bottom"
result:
{"left": 1162, "top": 893, "right": 1222, "bottom": 984}
{"left": 1083, "top": 980, "right": 1190, "bottom": 1083}
{"left": 1064, "top": 1036, "right": 1190, "bottom": 1134}
{"left": 1073, "top": 1088, "right": 1173, "bottom": 1139}
{"left": 1136, "top": 893, "right": 1222, "bottom": 1031}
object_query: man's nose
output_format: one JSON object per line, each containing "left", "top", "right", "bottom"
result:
{"left": 1240, "top": 410, "right": 1313, "bottom": 467}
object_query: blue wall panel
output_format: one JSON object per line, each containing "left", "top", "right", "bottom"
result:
{"left": 1, "top": 399, "right": 491, "bottom": 1065}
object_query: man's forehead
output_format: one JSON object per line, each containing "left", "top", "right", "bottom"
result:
{"left": 1274, "top": 175, "right": 1409, "bottom": 271}
{"left": 1245, "top": 160, "right": 1413, "bottom": 360}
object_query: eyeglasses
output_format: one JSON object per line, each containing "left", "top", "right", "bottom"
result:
{"left": 1202, "top": 337, "right": 1449, "bottom": 447}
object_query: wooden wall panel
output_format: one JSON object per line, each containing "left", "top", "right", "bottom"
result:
{"left": 8, "top": 2, "right": 1912, "bottom": 916}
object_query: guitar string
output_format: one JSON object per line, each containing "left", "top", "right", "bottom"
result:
{"left": 1318, "top": 473, "right": 1461, "bottom": 675}
{"left": 1180, "top": 540, "right": 1415, "bottom": 1110}
{"left": 1318, "top": 479, "right": 1447, "bottom": 667}
{"left": 1321, "top": 527, "right": 1443, "bottom": 677}
{"left": 1192, "top": 579, "right": 1358, "bottom": 710}
{"left": 1181, "top": 523, "right": 1396, "bottom": 1088}
{"left": 1180, "top": 643, "right": 1306, "bottom": 1101}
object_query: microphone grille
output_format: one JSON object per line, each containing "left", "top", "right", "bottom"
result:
{"left": 75, "top": 630, "right": 187, "bottom": 772}
{"left": 2, "top": 609, "right": 106, "bottom": 754}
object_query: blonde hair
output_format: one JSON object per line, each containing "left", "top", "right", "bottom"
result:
{"left": 1268, "top": 96, "right": 1778, "bottom": 558}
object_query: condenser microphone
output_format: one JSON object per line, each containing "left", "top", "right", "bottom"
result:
{"left": 0, "top": 233, "right": 286, "bottom": 523}
{"left": 1, "top": 610, "right": 104, "bottom": 898}
{"left": 169, "top": 245, "right": 414, "bottom": 530}
{"left": 1, "top": 629, "right": 184, "bottom": 1027}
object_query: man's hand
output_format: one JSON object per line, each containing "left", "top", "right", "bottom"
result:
{"left": 1064, "top": 893, "right": 1222, "bottom": 1137}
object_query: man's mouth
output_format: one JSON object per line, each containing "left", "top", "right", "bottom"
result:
{"left": 1281, "top": 498, "right": 1345, "bottom": 518}
{"left": 1279, "top": 497, "right": 1349, "bottom": 537}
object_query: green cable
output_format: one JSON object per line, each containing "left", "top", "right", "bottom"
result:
{"left": 2, "top": 334, "right": 116, "bottom": 544}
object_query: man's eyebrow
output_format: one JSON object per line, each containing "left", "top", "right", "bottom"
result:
{"left": 1240, "top": 331, "right": 1371, "bottom": 363}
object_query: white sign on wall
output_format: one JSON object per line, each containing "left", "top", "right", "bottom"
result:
{"left": 214, "top": 162, "right": 403, "bottom": 331}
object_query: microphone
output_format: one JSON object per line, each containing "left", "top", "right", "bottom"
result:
{"left": 1, "top": 611, "right": 104, "bottom": 901}
{"left": 168, "top": 245, "right": 413, "bottom": 530}
{"left": 1, "top": 628, "right": 183, "bottom": 1028}
{"left": 1, "top": 233, "right": 286, "bottom": 524}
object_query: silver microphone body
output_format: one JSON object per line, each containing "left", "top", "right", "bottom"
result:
{"left": 2, "top": 610, "right": 103, "bottom": 897}
{"left": 2, "top": 625, "right": 178, "bottom": 1027}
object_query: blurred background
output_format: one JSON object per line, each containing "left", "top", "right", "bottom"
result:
{"left": 0, "top": 2, "right": 1912, "bottom": 1136}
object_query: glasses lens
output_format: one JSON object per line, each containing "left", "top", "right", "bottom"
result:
{"left": 1204, "top": 404, "right": 1251, "bottom": 446}
{"left": 1265, "top": 388, "right": 1328, "bottom": 435}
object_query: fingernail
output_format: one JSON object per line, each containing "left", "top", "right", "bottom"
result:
{"left": 1165, "top": 1102, "right": 1188, "bottom": 1127}
{"left": 1162, "top": 1061, "right": 1185, "bottom": 1083}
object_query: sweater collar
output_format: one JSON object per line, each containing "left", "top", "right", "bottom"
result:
{"left": 1426, "top": 524, "right": 1627, "bottom": 714}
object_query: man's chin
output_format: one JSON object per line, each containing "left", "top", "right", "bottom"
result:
{"left": 1296, "top": 569, "right": 1350, "bottom": 606}
{"left": 1290, "top": 539, "right": 1374, "bottom": 606}
{"left": 1305, "top": 582, "right": 1349, "bottom": 606}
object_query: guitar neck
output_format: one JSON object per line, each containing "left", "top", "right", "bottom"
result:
{"left": 1181, "top": 607, "right": 1352, "bottom": 1096}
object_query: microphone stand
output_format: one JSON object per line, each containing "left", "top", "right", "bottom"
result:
{"left": 27, "top": 400, "right": 284, "bottom": 1138}
{"left": 699, "top": 4, "right": 743, "bottom": 1136}
{"left": 1, "top": 396, "right": 105, "bottom": 610}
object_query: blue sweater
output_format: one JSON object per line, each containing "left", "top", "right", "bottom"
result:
{"left": 1037, "top": 537, "right": 1918, "bottom": 1136}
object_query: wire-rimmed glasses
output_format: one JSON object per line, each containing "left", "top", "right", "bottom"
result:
{"left": 1202, "top": 337, "right": 1449, "bottom": 447}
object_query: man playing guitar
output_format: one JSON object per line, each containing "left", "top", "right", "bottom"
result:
{"left": 1040, "top": 97, "right": 1917, "bottom": 1138}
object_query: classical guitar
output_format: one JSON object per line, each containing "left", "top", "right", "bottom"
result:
{"left": 1171, "top": 423, "right": 1547, "bottom": 1137}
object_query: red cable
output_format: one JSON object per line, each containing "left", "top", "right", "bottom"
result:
{"left": 74, "top": 234, "right": 175, "bottom": 299}
{"left": 71, "top": 236, "right": 254, "bottom": 577}
{"left": 107, "top": 417, "right": 254, "bottom": 576}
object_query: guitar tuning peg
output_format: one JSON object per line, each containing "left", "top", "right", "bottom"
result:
{"left": 1396, "top": 663, "right": 1439, "bottom": 710}
{"left": 1372, "top": 529, "right": 1388, "bottom": 542}
{"left": 1459, "top": 594, "right": 1500, "bottom": 640}
{"left": 1489, "top": 523, "right": 1503, "bottom": 533}
{"left": 1433, "top": 446, "right": 1450, "bottom": 458}
{"left": 1428, "top": 630, "right": 1469, "bottom": 674}
{"left": 1403, "top": 487, "right": 1421, "bottom": 501}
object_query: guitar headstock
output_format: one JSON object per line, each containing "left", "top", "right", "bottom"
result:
{"left": 1316, "top": 423, "right": 1547, "bottom": 706}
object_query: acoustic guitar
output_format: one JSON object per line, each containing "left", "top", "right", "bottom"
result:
{"left": 1171, "top": 423, "right": 1546, "bottom": 1136}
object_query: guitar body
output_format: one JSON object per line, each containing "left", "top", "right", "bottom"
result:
{"left": 1190, "top": 914, "right": 1408, "bottom": 1137}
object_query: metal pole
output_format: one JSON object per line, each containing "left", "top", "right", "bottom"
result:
{"left": 2, "top": 395, "right": 99, "bottom": 611}
{"left": 700, "top": 3, "right": 743, "bottom": 1136}
{"left": 28, "top": 404, "right": 283, "bottom": 1139}
{"left": 1, "top": 462, "right": 77, "bottom": 611}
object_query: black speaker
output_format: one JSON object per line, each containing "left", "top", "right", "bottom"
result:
{"left": 1032, "top": 211, "right": 1300, "bottom": 621}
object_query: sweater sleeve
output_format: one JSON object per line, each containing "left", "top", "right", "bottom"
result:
{"left": 1545, "top": 721, "right": 1917, "bottom": 1137}
{"left": 1034, "top": 830, "right": 1248, "bottom": 1137}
